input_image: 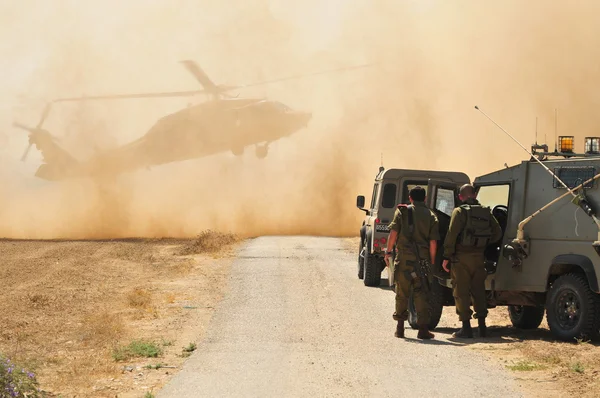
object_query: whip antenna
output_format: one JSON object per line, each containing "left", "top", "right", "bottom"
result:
{"left": 474, "top": 105, "right": 600, "bottom": 237}
{"left": 554, "top": 108, "right": 558, "bottom": 152}
{"left": 474, "top": 105, "right": 574, "bottom": 196}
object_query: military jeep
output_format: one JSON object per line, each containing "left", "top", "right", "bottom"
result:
{"left": 356, "top": 167, "right": 470, "bottom": 329}
{"left": 355, "top": 167, "right": 470, "bottom": 287}
{"left": 357, "top": 138, "right": 600, "bottom": 341}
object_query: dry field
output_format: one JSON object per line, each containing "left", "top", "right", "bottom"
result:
{"left": 0, "top": 232, "right": 241, "bottom": 397}
{"left": 471, "top": 309, "right": 600, "bottom": 398}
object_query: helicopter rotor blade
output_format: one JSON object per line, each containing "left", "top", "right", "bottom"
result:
{"left": 36, "top": 102, "right": 52, "bottom": 128}
{"left": 13, "top": 122, "right": 37, "bottom": 133}
{"left": 223, "top": 62, "right": 376, "bottom": 92}
{"left": 180, "top": 60, "right": 219, "bottom": 93}
{"left": 53, "top": 89, "right": 208, "bottom": 103}
{"left": 21, "top": 143, "right": 33, "bottom": 162}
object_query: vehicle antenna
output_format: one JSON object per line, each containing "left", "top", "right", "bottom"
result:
{"left": 474, "top": 105, "right": 600, "bottom": 237}
{"left": 381, "top": 152, "right": 383, "bottom": 168}
{"left": 475, "top": 105, "right": 572, "bottom": 192}
{"left": 535, "top": 116, "right": 538, "bottom": 144}
{"left": 554, "top": 108, "right": 558, "bottom": 152}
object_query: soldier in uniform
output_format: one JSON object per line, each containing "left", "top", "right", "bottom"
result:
{"left": 384, "top": 186, "right": 439, "bottom": 340}
{"left": 442, "top": 184, "right": 502, "bottom": 338}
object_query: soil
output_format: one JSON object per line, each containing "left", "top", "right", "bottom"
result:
{"left": 0, "top": 236, "right": 240, "bottom": 397}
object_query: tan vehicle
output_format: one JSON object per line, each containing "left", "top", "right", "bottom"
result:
{"left": 356, "top": 167, "right": 470, "bottom": 288}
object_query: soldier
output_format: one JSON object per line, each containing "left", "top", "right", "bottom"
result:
{"left": 442, "top": 184, "right": 502, "bottom": 338}
{"left": 384, "top": 186, "right": 439, "bottom": 340}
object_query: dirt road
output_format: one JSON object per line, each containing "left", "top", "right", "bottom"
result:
{"left": 158, "top": 236, "right": 522, "bottom": 397}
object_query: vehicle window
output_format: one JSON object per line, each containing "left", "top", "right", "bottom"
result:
{"left": 435, "top": 188, "right": 455, "bottom": 216}
{"left": 477, "top": 184, "right": 510, "bottom": 208}
{"left": 401, "top": 181, "right": 428, "bottom": 203}
{"left": 553, "top": 166, "right": 596, "bottom": 189}
{"left": 381, "top": 183, "right": 397, "bottom": 208}
{"left": 369, "top": 184, "right": 379, "bottom": 210}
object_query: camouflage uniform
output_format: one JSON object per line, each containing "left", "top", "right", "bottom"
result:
{"left": 443, "top": 198, "right": 502, "bottom": 321}
{"left": 389, "top": 202, "right": 440, "bottom": 325}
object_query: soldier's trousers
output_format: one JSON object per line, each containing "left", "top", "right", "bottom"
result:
{"left": 393, "top": 256, "right": 431, "bottom": 325}
{"left": 451, "top": 251, "right": 488, "bottom": 321}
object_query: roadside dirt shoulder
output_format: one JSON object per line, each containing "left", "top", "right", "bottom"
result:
{"left": 0, "top": 235, "right": 241, "bottom": 397}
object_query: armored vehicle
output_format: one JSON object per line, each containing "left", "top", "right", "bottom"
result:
{"left": 357, "top": 137, "right": 600, "bottom": 341}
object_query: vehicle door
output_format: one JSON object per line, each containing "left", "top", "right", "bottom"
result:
{"left": 426, "top": 179, "right": 463, "bottom": 280}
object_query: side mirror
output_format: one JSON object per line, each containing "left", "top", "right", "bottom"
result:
{"left": 356, "top": 195, "right": 369, "bottom": 214}
{"left": 356, "top": 195, "right": 365, "bottom": 209}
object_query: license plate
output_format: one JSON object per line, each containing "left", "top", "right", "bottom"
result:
{"left": 375, "top": 224, "right": 389, "bottom": 232}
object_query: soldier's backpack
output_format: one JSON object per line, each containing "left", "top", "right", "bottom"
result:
{"left": 459, "top": 204, "right": 494, "bottom": 248}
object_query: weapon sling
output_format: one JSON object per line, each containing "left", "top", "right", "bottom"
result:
{"left": 407, "top": 206, "right": 431, "bottom": 294}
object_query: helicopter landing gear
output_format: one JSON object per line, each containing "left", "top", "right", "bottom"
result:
{"left": 256, "top": 143, "right": 269, "bottom": 159}
{"left": 231, "top": 147, "right": 244, "bottom": 156}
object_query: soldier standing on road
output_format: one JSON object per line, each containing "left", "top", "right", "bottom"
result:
{"left": 384, "top": 186, "right": 439, "bottom": 340}
{"left": 442, "top": 184, "right": 502, "bottom": 338}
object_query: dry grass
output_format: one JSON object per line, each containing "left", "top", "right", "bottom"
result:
{"left": 80, "top": 311, "right": 125, "bottom": 346}
{"left": 127, "top": 288, "right": 153, "bottom": 308}
{"left": 0, "top": 238, "right": 238, "bottom": 397}
{"left": 178, "top": 230, "right": 239, "bottom": 255}
{"left": 470, "top": 307, "right": 600, "bottom": 398}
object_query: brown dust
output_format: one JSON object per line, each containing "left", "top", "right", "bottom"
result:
{"left": 2, "top": 1, "right": 600, "bottom": 239}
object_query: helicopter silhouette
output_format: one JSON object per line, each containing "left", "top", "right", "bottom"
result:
{"left": 14, "top": 60, "right": 371, "bottom": 181}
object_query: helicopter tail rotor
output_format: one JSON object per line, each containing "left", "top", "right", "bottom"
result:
{"left": 20, "top": 142, "right": 32, "bottom": 162}
{"left": 13, "top": 102, "right": 57, "bottom": 162}
{"left": 37, "top": 102, "right": 52, "bottom": 128}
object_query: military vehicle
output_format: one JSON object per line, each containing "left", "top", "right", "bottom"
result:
{"left": 356, "top": 167, "right": 470, "bottom": 329}
{"left": 357, "top": 135, "right": 600, "bottom": 341}
{"left": 355, "top": 168, "right": 470, "bottom": 285}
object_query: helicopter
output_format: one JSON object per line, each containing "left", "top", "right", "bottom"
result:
{"left": 13, "top": 60, "right": 371, "bottom": 181}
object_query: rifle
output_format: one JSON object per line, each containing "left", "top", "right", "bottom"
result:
{"left": 406, "top": 206, "right": 431, "bottom": 294}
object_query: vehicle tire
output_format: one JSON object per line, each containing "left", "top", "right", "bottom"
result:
{"left": 546, "top": 273, "right": 599, "bottom": 341}
{"left": 508, "top": 305, "right": 545, "bottom": 329}
{"left": 363, "top": 245, "right": 381, "bottom": 287}
{"left": 592, "top": 293, "right": 600, "bottom": 340}
{"left": 408, "top": 280, "right": 444, "bottom": 330}
{"left": 358, "top": 238, "right": 364, "bottom": 280}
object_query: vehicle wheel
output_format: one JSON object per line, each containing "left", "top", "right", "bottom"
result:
{"left": 592, "top": 293, "right": 600, "bottom": 340}
{"left": 508, "top": 305, "right": 545, "bottom": 329}
{"left": 363, "top": 245, "right": 381, "bottom": 287}
{"left": 408, "top": 279, "right": 444, "bottom": 330}
{"left": 357, "top": 238, "right": 365, "bottom": 279}
{"left": 546, "top": 273, "right": 599, "bottom": 341}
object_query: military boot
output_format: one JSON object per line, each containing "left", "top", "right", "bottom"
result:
{"left": 478, "top": 318, "right": 487, "bottom": 337}
{"left": 417, "top": 323, "right": 435, "bottom": 340}
{"left": 452, "top": 320, "right": 473, "bottom": 338}
{"left": 395, "top": 321, "right": 405, "bottom": 338}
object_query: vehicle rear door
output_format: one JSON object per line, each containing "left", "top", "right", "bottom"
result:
{"left": 426, "top": 179, "right": 463, "bottom": 279}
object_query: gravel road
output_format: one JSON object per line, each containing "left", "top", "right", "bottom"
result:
{"left": 158, "top": 236, "right": 522, "bottom": 397}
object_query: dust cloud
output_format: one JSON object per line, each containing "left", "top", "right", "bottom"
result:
{"left": 1, "top": 0, "right": 600, "bottom": 239}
